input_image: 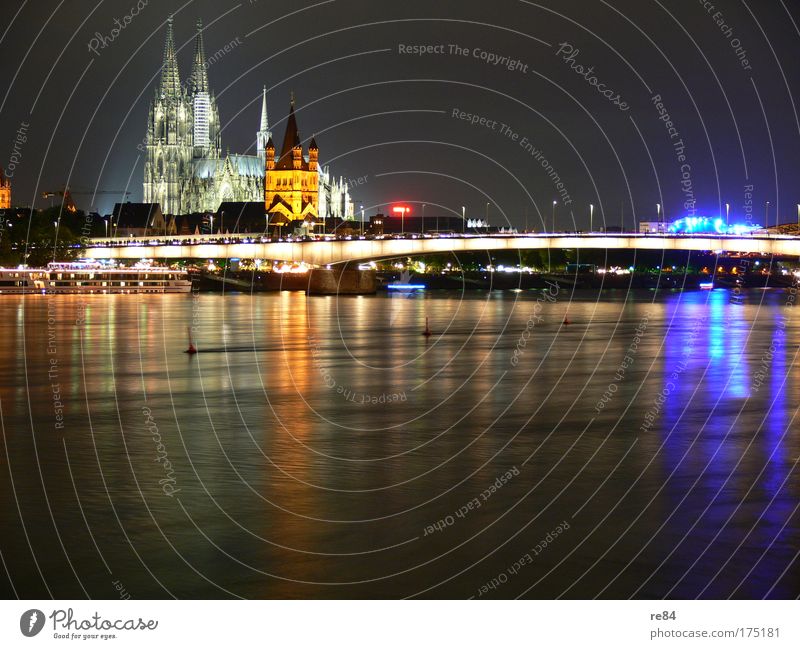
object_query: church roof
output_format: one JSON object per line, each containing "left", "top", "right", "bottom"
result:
{"left": 229, "top": 155, "right": 264, "bottom": 177}
{"left": 276, "top": 100, "right": 302, "bottom": 170}
{"left": 191, "top": 155, "right": 264, "bottom": 179}
{"left": 192, "top": 158, "right": 218, "bottom": 179}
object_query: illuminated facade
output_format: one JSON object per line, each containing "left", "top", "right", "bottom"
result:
{"left": 264, "top": 99, "right": 319, "bottom": 220}
{"left": 143, "top": 18, "right": 267, "bottom": 215}
{"left": 143, "top": 17, "right": 353, "bottom": 224}
{"left": 0, "top": 167, "right": 10, "bottom": 209}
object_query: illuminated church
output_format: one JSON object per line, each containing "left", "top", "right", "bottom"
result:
{"left": 0, "top": 167, "right": 10, "bottom": 209}
{"left": 143, "top": 17, "right": 352, "bottom": 222}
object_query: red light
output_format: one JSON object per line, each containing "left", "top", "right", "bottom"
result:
{"left": 392, "top": 206, "right": 410, "bottom": 215}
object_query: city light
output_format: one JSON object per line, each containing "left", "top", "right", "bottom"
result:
{"left": 668, "top": 216, "right": 761, "bottom": 235}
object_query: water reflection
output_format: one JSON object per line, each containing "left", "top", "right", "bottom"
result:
{"left": 0, "top": 290, "right": 796, "bottom": 599}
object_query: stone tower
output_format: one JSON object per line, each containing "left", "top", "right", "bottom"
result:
{"left": 142, "top": 16, "right": 193, "bottom": 215}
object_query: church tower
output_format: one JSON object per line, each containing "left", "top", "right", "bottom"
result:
{"left": 264, "top": 95, "right": 319, "bottom": 221}
{"left": 142, "top": 16, "right": 193, "bottom": 215}
{"left": 256, "top": 86, "right": 271, "bottom": 159}
{"left": 188, "top": 19, "right": 220, "bottom": 159}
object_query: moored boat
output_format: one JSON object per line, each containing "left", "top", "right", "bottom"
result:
{"left": 0, "top": 262, "right": 192, "bottom": 294}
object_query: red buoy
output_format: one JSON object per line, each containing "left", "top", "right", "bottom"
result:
{"left": 563, "top": 315, "right": 571, "bottom": 326}
{"left": 185, "top": 327, "right": 198, "bottom": 354}
{"left": 422, "top": 316, "right": 432, "bottom": 337}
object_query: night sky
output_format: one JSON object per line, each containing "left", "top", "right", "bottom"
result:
{"left": 2, "top": 0, "right": 800, "bottom": 230}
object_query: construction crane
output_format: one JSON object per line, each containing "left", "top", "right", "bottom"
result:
{"left": 41, "top": 187, "right": 131, "bottom": 213}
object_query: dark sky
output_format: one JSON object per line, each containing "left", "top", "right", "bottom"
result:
{"left": 2, "top": 0, "right": 800, "bottom": 230}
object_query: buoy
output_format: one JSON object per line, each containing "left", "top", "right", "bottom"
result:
{"left": 563, "top": 315, "right": 571, "bottom": 326}
{"left": 185, "top": 326, "right": 198, "bottom": 354}
{"left": 422, "top": 316, "right": 432, "bottom": 337}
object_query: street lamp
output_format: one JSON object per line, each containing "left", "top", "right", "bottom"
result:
{"left": 360, "top": 205, "right": 364, "bottom": 236}
{"left": 656, "top": 203, "right": 661, "bottom": 226}
{"left": 552, "top": 200, "right": 557, "bottom": 233}
{"left": 209, "top": 215, "right": 214, "bottom": 235}
{"left": 797, "top": 204, "right": 800, "bottom": 231}
{"left": 765, "top": 201, "right": 770, "bottom": 229}
{"left": 590, "top": 204, "right": 594, "bottom": 232}
{"left": 461, "top": 205, "right": 466, "bottom": 234}
{"left": 725, "top": 203, "right": 730, "bottom": 230}
{"left": 422, "top": 203, "right": 426, "bottom": 234}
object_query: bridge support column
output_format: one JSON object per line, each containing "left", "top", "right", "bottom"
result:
{"left": 307, "top": 268, "right": 377, "bottom": 295}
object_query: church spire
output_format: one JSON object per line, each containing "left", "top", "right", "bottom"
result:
{"left": 159, "top": 16, "right": 181, "bottom": 98}
{"left": 257, "top": 86, "right": 270, "bottom": 157}
{"left": 189, "top": 18, "right": 208, "bottom": 95}
{"left": 260, "top": 86, "right": 269, "bottom": 133}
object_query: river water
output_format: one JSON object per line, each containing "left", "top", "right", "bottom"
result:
{"left": 0, "top": 288, "right": 797, "bottom": 599}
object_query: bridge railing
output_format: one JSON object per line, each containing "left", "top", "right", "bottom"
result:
{"left": 87, "top": 230, "right": 792, "bottom": 248}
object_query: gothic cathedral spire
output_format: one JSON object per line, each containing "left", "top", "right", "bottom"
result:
{"left": 257, "top": 86, "right": 270, "bottom": 157}
{"left": 189, "top": 19, "right": 208, "bottom": 95}
{"left": 159, "top": 16, "right": 181, "bottom": 99}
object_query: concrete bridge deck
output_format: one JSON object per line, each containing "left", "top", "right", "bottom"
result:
{"left": 83, "top": 233, "right": 800, "bottom": 265}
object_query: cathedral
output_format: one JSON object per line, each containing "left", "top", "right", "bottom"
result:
{"left": 143, "top": 17, "right": 352, "bottom": 222}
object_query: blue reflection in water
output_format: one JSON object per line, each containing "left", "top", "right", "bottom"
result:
{"left": 659, "top": 290, "right": 795, "bottom": 596}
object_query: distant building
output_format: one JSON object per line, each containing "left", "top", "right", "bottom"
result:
{"left": 216, "top": 202, "right": 267, "bottom": 233}
{"left": 112, "top": 203, "right": 172, "bottom": 237}
{"left": 639, "top": 220, "right": 669, "bottom": 233}
{"left": 0, "top": 167, "right": 10, "bottom": 210}
{"left": 369, "top": 214, "right": 467, "bottom": 235}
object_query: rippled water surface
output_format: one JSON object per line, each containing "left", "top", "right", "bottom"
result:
{"left": 0, "top": 289, "right": 798, "bottom": 598}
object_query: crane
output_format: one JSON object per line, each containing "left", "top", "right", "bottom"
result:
{"left": 41, "top": 187, "right": 131, "bottom": 213}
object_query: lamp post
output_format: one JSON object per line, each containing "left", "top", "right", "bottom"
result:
{"left": 209, "top": 215, "right": 214, "bottom": 235}
{"left": 725, "top": 203, "right": 730, "bottom": 231}
{"left": 797, "top": 204, "right": 800, "bottom": 231}
{"left": 422, "top": 203, "right": 426, "bottom": 234}
{"left": 360, "top": 205, "right": 364, "bottom": 236}
{"left": 656, "top": 203, "right": 661, "bottom": 228}
{"left": 552, "top": 200, "right": 557, "bottom": 233}
{"left": 590, "top": 204, "right": 594, "bottom": 233}
{"left": 765, "top": 201, "right": 770, "bottom": 230}
{"left": 461, "top": 205, "right": 466, "bottom": 234}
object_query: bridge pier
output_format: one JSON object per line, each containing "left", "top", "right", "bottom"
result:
{"left": 307, "top": 268, "right": 376, "bottom": 295}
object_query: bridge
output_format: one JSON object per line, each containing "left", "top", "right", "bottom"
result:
{"left": 83, "top": 232, "right": 800, "bottom": 265}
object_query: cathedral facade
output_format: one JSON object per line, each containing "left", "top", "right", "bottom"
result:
{"left": 143, "top": 17, "right": 352, "bottom": 223}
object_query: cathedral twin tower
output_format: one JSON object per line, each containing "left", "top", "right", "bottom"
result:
{"left": 143, "top": 17, "right": 351, "bottom": 222}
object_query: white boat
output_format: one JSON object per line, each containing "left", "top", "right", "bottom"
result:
{"left": 0, "top": 263, "right": 192, "bottom": 294}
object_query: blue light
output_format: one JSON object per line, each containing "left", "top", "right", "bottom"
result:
{"left": 668, "top": 216, "right": 761, "bottom": 235}
{"left": 387, "top": 284, "right": 425, "bottom": 290}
